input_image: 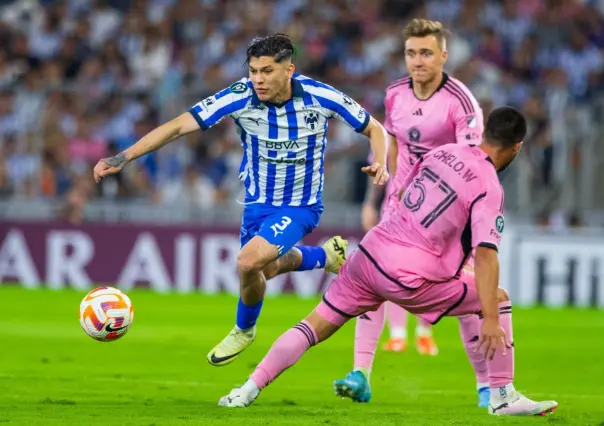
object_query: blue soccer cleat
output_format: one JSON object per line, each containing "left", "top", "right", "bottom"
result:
{"left": 478, "top": 386, "right": 490, "bottom": 408}
{"left": 333, "top": 370, "right": 371, "bottom": 403}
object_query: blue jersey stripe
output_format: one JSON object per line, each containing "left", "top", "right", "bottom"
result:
{"left": 234, "top": 120, "right": 249, "bottom": 186}
{"left": 281, "top": 151, "right": 298, "bottom": 206}
{"left": 313, "top": 95, "right": 364, "bottom": 131}
{"left": 265, "top": 150, "right": 278, "bottom": 204}
{"left": 284, "top": 101, "right": 298, "bottom": 139}
{"left": 267, "top": 104, "right": 279, "bottom": 139}
{"left": 317, "top": 121, "right": 328, "bottom": 198}
{"left": 298, "top": 78, "right": 336, "bottom": 92}
{"left": 250, "top": 134, "right": 260, "bottom": 201}
{"left": 303, "top": 92, "right": 314, "bottom": 106}
{"left": 215, "top": 87, "right": 232, "bottom": 100}
{"left": 205, "top": 97, "right": 250, "bottom": 128}
{"left": 301, "top": 134, "right": 317, "bottom": 205}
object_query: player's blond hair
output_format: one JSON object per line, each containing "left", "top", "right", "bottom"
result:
{"left": 403, "top": 19, "right": 450, "bottom": 50}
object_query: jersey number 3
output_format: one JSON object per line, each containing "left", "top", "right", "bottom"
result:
{"left": 271, "top": 216, "right": 292, "bottom": 237}
{"left": 403, "top": 167, "right": 458, "bottom": 228}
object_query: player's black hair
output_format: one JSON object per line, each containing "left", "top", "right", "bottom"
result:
{"left": 246, "top": 33, "right": 296, "bottom": 64}
{"left": 485, "top": 106, "right": 527, "bottom": 148}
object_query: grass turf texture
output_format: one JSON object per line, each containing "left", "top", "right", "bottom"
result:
{"left": 0, "top": 287, "right": 602, "bottom": 425}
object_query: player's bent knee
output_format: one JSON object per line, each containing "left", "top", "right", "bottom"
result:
{"left": 305, "top": 309, "right": 343, "bottom": 343}
{"left": 497, "top": 288, "right": 510, "bottom": 303}
{"left": 237, "top": 252, "right": 266, "bottom": 275}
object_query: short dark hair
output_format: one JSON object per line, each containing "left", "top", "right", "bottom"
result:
{"left": 246, "top": 33, "right": 295, "bottom": 64}
{"left": 403, "top": 19, "right": 450, "bottom": 50}
{"left": 485, "top": 106, "right": 527, "bottom": 148}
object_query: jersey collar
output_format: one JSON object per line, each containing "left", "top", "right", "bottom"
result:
{"left": 250, "top": 77, "right": 305, "bottom": 107}
{"left": 408, "top": 72, "right": 449, "bottom": 100}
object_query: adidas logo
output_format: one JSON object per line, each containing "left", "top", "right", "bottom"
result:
{"left": 412, "top": 108, "right": 423, "bottom": 116}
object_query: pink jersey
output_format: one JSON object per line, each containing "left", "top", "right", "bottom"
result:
{"left": 360, "top": 143, "right": 504, "bottom": 286}
{"left": 384, "top": 73, "right": 484, "bottom": 199}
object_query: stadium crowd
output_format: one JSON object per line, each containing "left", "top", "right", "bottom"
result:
{"left": 0, "top": 0, "right": 602, "bottom": 224}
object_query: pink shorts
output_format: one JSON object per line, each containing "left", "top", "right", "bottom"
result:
{"left": 317, "top": 245, "right": 482, "bottom": 327}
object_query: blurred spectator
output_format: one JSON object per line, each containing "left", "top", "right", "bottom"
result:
{"left": 160, "top": 164, "right": 216, "bottom": 211}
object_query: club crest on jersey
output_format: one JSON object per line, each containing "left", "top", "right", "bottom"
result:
{"left": 304, "top": 111, "right": 319, "bottom": 130}
{"left": 408, "top": 126, "right": 421, "bottom": 143}
{"left": 496, "top": 215, "right": 505, "bottom": 233}
{"left": 230, "top": 81, "right": 249, "bottom": 94}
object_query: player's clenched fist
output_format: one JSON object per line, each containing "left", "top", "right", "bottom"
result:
{"left": 93, "top": 153, "right": 128, "bottom": 183}
{"left": 361, "top": 162, "right": 389, "bottom": 186}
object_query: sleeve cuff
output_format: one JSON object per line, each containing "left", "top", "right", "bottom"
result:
{"left": 188, "top": 109, "right": 208, "bottom": 131}
{"left": 355, "top": 112, "right": 371, "bottom": 133}
{"left": 477, "top": 242, "right": 498, "bottom": 252}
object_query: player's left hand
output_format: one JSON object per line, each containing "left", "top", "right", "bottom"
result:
{"left": 478, "top": 318, "right": 511, "bottom": 360}
{"left": 361, "top": 163, "right": 389, "bottom": 186}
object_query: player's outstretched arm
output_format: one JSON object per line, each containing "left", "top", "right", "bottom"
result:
{"left": 360, "top": 117, "right": 389, "bottom": 186}
{"left": 93, "top": 112, "right": 200, "bottom": 183}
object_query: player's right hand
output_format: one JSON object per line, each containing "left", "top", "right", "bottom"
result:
{"left": 361, "top": 203, "right": 379, "bottom": 232}
{"left": 361, "top": 162, "right": 389, "bottom": 186}
{"left": 93, "top": 153, "right": 127, "bottom": 183}
{"left": 478, "top": 318, "right": 510, "bottom": 360}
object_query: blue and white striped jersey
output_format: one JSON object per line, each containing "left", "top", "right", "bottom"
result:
{"left": 188, "top": 73, "right": 370, "bottom": 207}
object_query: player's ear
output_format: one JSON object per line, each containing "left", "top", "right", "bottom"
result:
{"left": 287, "top": 62, "right": 295, "bottom": 78}
{"left": 513, "top": 141, "right": 523, "bottom": 154}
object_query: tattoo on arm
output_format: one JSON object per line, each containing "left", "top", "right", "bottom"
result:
{"left": 103, "top": 152, "right": 127, "bottom": 168}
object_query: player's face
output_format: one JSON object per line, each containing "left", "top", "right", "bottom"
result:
{"left": 404, "top": 35, "right": 447, "bottom": 85}
{"left": 248, "top": 56, "right": 295, "bottom": 102}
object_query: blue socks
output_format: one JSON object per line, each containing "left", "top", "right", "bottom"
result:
{"left": 295, "top": 245, "right": 326, "bottom": 271}
{"left": 236, "top": 298, "right": 263, "bottom": 330}
{"left": 235, "top": 246, "right": 325, "bottom": 329}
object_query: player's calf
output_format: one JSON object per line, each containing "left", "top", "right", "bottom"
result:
{"left": 482, "top": 292, "right": 558, "bottom": 416}
{"left": 218, "top": 307, "right": 346, "bottom": 407}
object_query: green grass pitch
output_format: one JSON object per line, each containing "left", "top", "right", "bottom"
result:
{"left": 0, "top": 286, "right": 603, "bottom": 425}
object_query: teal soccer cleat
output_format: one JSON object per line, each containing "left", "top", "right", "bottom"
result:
{"left": 478, "top": 386, "right": 490, "bottom": 408}
{"left": 333, "top": 370, "right": 371, "bottom": 403}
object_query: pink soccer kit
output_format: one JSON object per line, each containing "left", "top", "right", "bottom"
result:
{"left": 315, "top": 143, "right": 511, "bottom": 389}
{"left": 249, "top": 145, "right": 514, "bottom": 394}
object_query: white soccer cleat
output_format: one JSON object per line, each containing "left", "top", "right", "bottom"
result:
{"left": 218, "top": 387, "right": 258, "bottom": 408}
{"left": 207, "top": 326, "right": 256, "bottom": 366}
{"left": 489, "top": 391, "right": 558, "bottom": 416}
{"left": 323, "top": 236, "right": 348, "bottom": 274}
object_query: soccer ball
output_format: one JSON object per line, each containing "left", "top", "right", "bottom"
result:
{"left": 79, "top": 286, "right": 134, "bottom": 342}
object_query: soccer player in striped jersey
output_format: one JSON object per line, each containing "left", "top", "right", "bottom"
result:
{"left": 92, "top": 34, "right": 389, "bottom": 366}
{"left": 334, "top": 19, "right": 490, "bottom": 407}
